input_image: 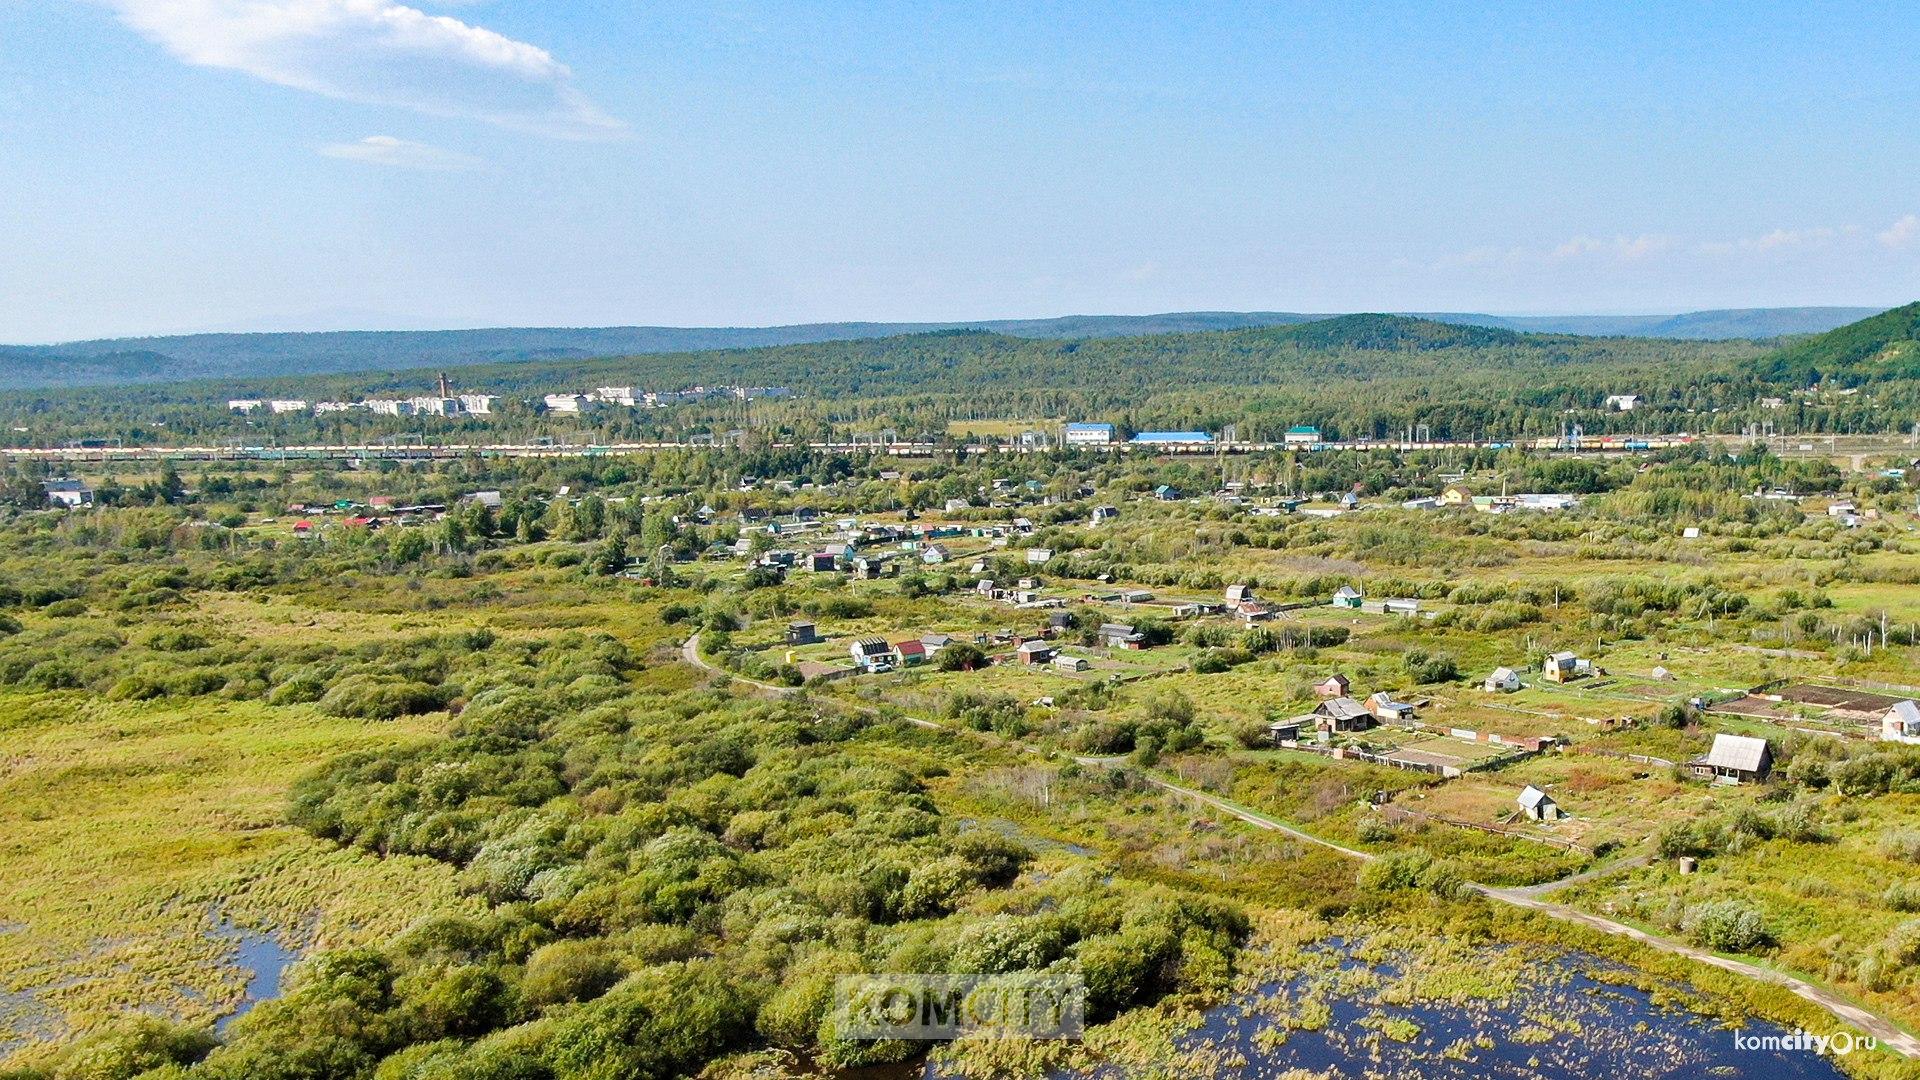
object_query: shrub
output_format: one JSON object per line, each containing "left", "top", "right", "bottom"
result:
{"left": 1879, "top": 829, "right": 1920, "bottom": 863}
{"left": 521, "top": 939, "right": 625, "bottom": 1008}
{"left": 1683, "top": 900, "right": 1772, "bottom": 953}
{"left": 319, "top": 674, "right": 444, "bottom": 721}
{"left": 1885, "top": 881, "right": 1920, "bottom": 913}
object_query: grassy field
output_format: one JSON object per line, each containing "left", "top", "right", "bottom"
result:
{"left": 0, "top": 691, "right": 470, "bottom": 1054}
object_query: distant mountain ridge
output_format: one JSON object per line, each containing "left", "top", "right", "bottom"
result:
{"left": 0, "top": 306, "right": 1887, "bottom": 391}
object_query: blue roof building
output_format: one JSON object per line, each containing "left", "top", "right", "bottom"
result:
{"left": 1064, "top": 422, "right": 1117, "bottom": 445}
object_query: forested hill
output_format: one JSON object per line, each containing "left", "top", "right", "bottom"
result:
{"left": 1747, "top": 301, "right": 1920, "bottom": 386}
{"left": 176, "top": 314, "right": 1765, "bottom": 406}
{"left": 0, "top": 307, "right": 1882, "bottom": 391}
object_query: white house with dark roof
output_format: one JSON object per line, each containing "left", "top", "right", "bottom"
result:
{"left": 42, "top": 478, "right": 94, "bottom": 509}
{"left": 849, "top": 637, "right": 894, "bottom": 673}
{"left": 1517, "top": 785, "right": 1561, "bottom": 821}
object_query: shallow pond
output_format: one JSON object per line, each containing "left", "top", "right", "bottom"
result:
{"left": 208, "top": 919, "right": 300, "bottom": 1035}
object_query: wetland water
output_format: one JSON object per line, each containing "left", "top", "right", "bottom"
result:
{"left": 209, "top": 919, "right": 300, "bottom": 1035}
{"left": 900, "top": 944, "right": 1854, "bottom": 1080}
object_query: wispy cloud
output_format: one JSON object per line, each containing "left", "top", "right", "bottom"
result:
{"left": 1433, "top": 234, "right": 1674, "bottom": 271}
{"left": 1694, "top": 225, "right": 1846, "bottom": 256}
{"left": 1880, "top": 214, "right": 1920, "bottom": 250}
{"left": 1547, "top": 234, "right": 1674, "bottom": 262}
{"left": 1431, "top": 216, "right": 1918, "bottom": 273}
{"left": 319, "top": 134, "right": 481, "bottom": 170}
{"left": 97, "top": 0, "right": 625, "bottom": 140}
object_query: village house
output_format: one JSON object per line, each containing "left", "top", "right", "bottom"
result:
{"left": 1099, "top": 622, "right": 1144, "bottom": 649}
{"left": 1225, "top": 583, "right": 1257, "bottom": 604}
{"left": 808, "top": 551, "right": 839, "bottom": 572}
{"left": 1541, "top": 651, "right": 1588, "bottom": 683}
{"left": 1483, "top": 667, "right": 1521, "bottom": 692}
{"left": 1366, "top": 691, "right": 1415, "bottom": 723}
{"left": 920, "top": 633, "right": 954, "bottom": 654}
{"left": 921, "top": 544, "right": 950, "bottom": 564}
{"left": 892, "top": 639, "right": 928, "bottom": 666}
{"left": 1315, "top": 673, "right": 1351, "bottom": 698}
{"left": 1604, "top": 393, "right": 1640, "bottom": 411}
{"left": 1315, "top": 696, "right": 1375, "bottom": 732}
{"left": 1517, "top": 786, "right": 1561, "bottom": 821}
{"left": 1283, "top": 425, "right": 1322, "bottom": 446}
{"left": 1052, "top": 654, "right": 1089, "bottom": 672}
{"left": 1689, "top": 733, "right": 1773, "bottom": 785}
{"left": 1026, "top": 547, "right": 1053, "bottom": 564}
{"left": 1883, "top": 700, "right": 1920, "bottom": 744}
{"left": 1331, "top": 585, "right": 1364, "bottom": 609}
{"left": 1016, "top": 640, "right": 1055, "bottom": 665}
{"left": 785, "top": 621, "right": 818, "bottom": 646}
{"left": 1154, "top": 484, "right": 1182, "bottom": 501}
{"left": 41, "top": 478, "right": 94, "bottom": 509}
{"left": 1090, "top": 504, "right": 1120, "bottom": 525}
{"left": 849, "top": 638, "right": 894, "bottom": 673}
{"left": 1266, "top": 718, "right": 1306, "bottom": 744}
{"left": 1439, "top": 483, "right": 1474, "bottom": 507}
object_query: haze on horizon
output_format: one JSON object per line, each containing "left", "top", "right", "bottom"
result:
{"left": 2, "top": 1, "right": 1918, "bottom": 344}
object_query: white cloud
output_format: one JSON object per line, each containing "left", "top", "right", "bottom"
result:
{"left": 97, "top": 0, "right": 624, "bottom": 139}
{"left": 1547, "top": 234, "right": 1673, "bottom": 262}
{"left": 1880, "top": 214, "right": 1920, "bottom": 250}
{"left": 319, "top": 134, "right": 480, "bottom": 170}
{"left": 1693, "top": 226, "right": 1844, "bottom": 256}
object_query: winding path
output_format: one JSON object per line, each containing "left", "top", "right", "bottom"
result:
{"left": 681, "top": 637, "right": 1920, "bottom": 1057}
{"left": 681, "top": 632, "right": 799, "bottom": 695}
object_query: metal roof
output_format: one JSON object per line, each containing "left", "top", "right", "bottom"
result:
{"left": 1700, "top": 733, "right": 1771, "bottom": 772}
{"left": 1517, "top": 785, "right": 1554, "bottom": 809}
{"left": 1318, "top": 696, "right": 1370, "bottom": 721}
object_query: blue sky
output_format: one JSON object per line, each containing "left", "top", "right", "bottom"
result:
{"left": 2, "top": 1, "right": 1918, "bottom": 342}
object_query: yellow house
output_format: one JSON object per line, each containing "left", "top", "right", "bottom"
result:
{"left": 1440, "top": 483, "right": 1475, "bottom": 507}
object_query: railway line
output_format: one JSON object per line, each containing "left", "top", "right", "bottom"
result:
{"left": 0, "top": 434, "right": 1711, "bottom": 464}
